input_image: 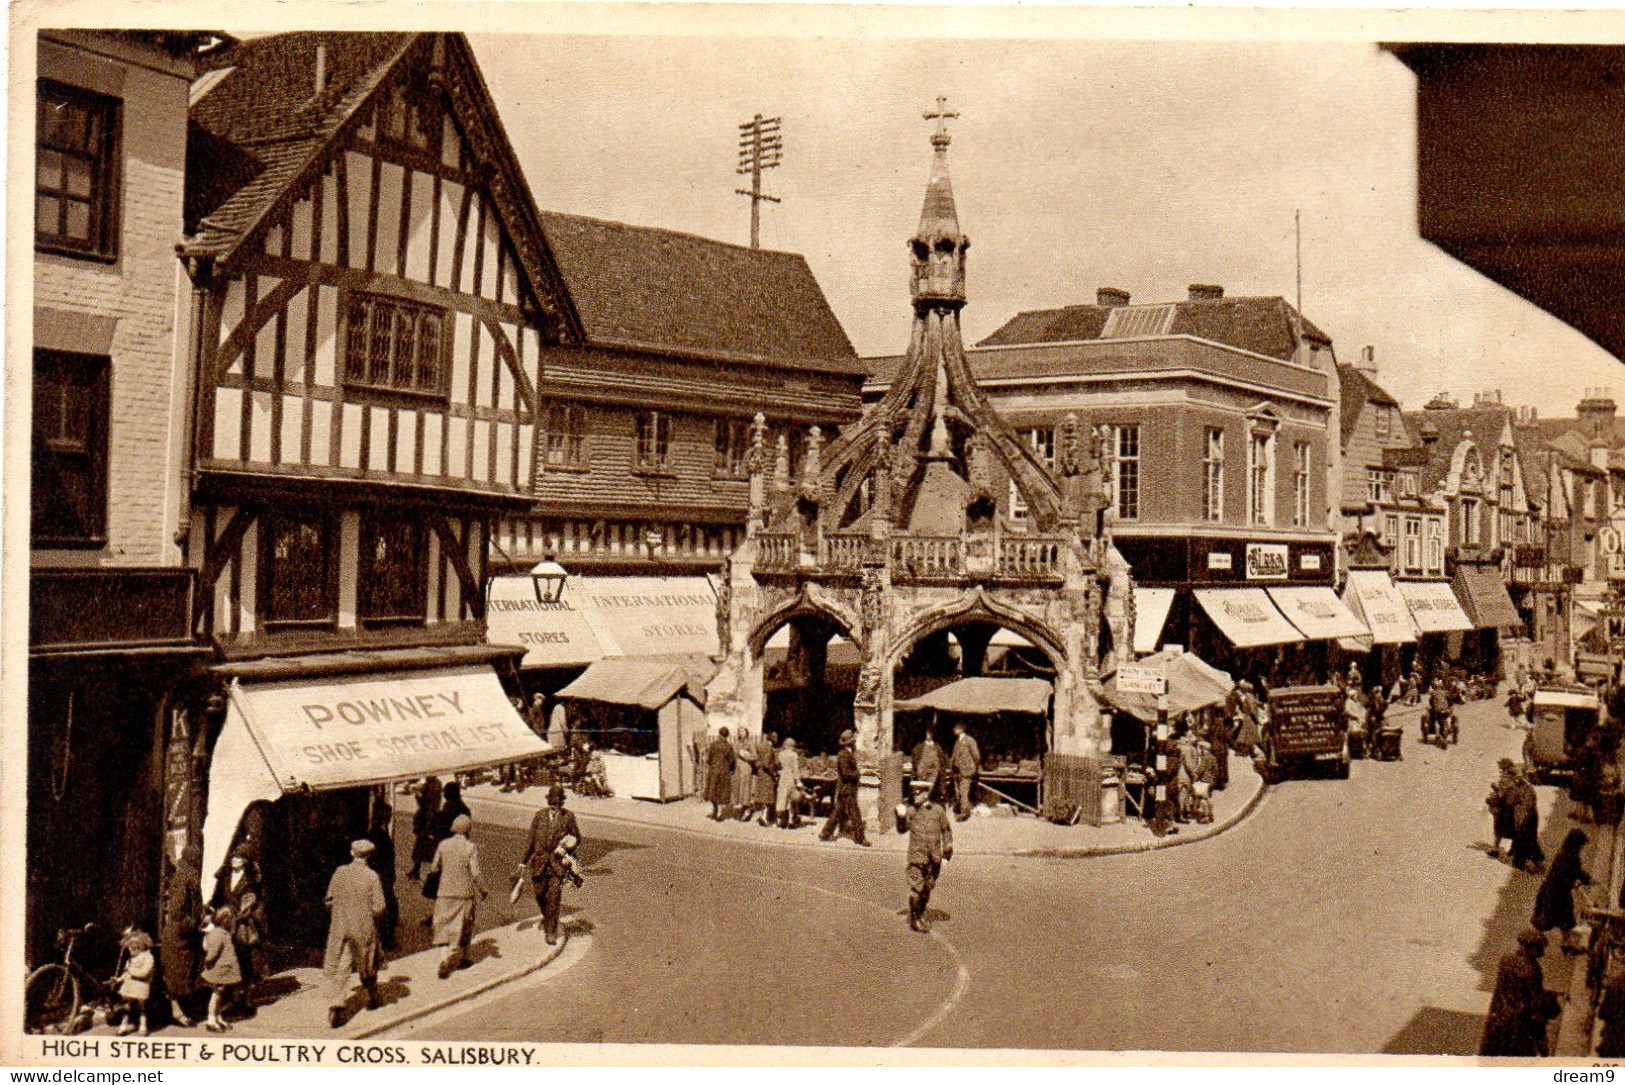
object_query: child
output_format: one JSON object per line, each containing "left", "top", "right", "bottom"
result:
{"left": 112, "top": 928, "right": 155, "bottom": 1036}
{"left": 199, "top": 907, "right": 241, "bottom": 1032}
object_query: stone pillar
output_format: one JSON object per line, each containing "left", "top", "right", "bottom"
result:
{"left": 956, "top": 622, "right": 996, "bottom": 677}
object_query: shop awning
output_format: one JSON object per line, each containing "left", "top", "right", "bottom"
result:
{"left": 483, "top": 578, "right": 605, "bottom": 667}
{"left": 204, "top": 663, "right": 547, "bottom": 898}
{"left": 1133, "top": 587, "right": 1178, "bottom": 655}
{"left": 1192, "top": 588, "right": 1305, "bottom": 648}
{"left": 555, "top": 656, "right": 715, "bottom": 711}
{"left": 894, "top": 677, "right": 1053, "bottom": 716}
{"left": 485, "top": 575, "right": 719, "bottom": 666}
{"left": 1103, "top": 649, "right": 1235, "bottom": 723}
{"left": 1341, "top": 570, "right": 1419, "bottom": 645}
{"left": 1398, "top": 579, "right": 1475, "bottom": 634}
{"left": 1453, "top": 566, "right": 1523, "bottom": 630}
{"left": 1267, "top": 587, "right": 1370, "bottom": 641}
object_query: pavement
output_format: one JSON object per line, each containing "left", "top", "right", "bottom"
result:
{"left": 461, "top": 748, "right": 1267, "bottom": 859}
{"left": 406, "top": 692, "right": 1582, "bottom": 1054}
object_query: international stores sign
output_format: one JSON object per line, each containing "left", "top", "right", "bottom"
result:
{"left": 485, "top": 575, "right": 720, "bottom": 666}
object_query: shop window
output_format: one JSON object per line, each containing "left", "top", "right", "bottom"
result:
{"left": 359, "top": 514, "right": 427, "bottom": 626}
{"left": 32, "top": 349, "right": 109, "bottom": 548}
{"left": 260, "top": 511, "right": 337, "bottom": 630}
{"left": 1203, "top": 428, "right": 1225, "bottom": 522}
{"left": 634, "top": 411, "right": 673, "bottom": 473}
{"left": 543, "top": 404, "right": 584, "bottom": 469}
{"left": 714, "top": 418, "right": 750, "bottom": 478}
{"left": 36, "top": 80, "right": 119, "bottom": 259}
{"left": 344, "top": 292, "right": 447, "bottom": 399}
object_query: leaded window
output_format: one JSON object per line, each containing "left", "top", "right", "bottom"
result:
{"left": 344, "top": 292, "right": 447, "bottom": 398}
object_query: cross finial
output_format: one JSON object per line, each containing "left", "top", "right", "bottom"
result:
{"left": 923, "top": 95, "right": 958, "bottom": 148}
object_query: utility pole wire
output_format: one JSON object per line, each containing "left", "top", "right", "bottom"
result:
{"left": 736, "top": 114, "right": 782, "bottom": 249}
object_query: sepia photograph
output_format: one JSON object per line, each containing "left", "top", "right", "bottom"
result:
{"left": 9, "top": 2, "right": 1625, "bottom": 1066}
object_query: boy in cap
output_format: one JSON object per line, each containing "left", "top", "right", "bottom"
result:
{"left": 323, "top": 839, "right": 387, "bottom": 1028}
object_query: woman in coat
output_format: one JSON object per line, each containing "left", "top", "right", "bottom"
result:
{"left": 705, "top": 727, "right": 736, "bottom": 820}
{"left": 210, "top": 846, "right": 266, "bottom": 1004}
{"left": 732, "top": 728, "right": 756, "bottom": 821}
{"left": 409, "top": 776, "right": 443, "bottom": 881}
{"left": 1481, "top": 927, "right": 1563, "bottom": 1056}
{"left": 1534, "top": 828, "right": 1592, "bottom": 950}
{"left": 160, "top": 844, "right": 204, "bottom": 1026}
{"left": 753, "top": 732, "right": 780, "bottom": 826}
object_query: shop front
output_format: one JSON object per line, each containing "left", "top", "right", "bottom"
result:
{"left": 484, "top": 574, "right": 721, "bottom": 797}
{"left": 1453, "top": 561, "right": 1525, "bottom": 676}
{"left": 201, "top": 648, "right": 547, "bottom": 942}
{"left": 1341, "top": 568, "right": 1420, "bottom": 688}
{"left": 1397, "top": 579, "right": 1476, "bottom": 676}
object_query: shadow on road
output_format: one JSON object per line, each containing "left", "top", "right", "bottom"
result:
{"left": 1382, "top": 1006, "right": 1486, "bottom": 1055}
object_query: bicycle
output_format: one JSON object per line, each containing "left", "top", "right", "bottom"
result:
{"left": 24, "top": 923, "right": 121, "bottom": 1035}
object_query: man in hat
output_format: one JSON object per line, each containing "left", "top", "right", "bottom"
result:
{"left": 900, "top": 784, "right": 953, "bottom": 932}
{"left": 322, "top": 839, "right": 388, "bottom": 1028}
{"left": 820, "top": 730, "right": 871, "bottom": 846}
{"left": 911, "top": 729, "right": 945, "bottom": 803}
{"left": 1480, "top": 927, "right": 1563, "bottom": 1056}
{"left": 430, "top": 814, "right": 487, "bottom": 978}
{"left": 1487, "top": 759, "right": 1522, "bottom": 859}
{"left": 521, "top": 785, "right": 583, "bottom": 945}
{"left": 949, "top": 721, "right": 981, "bottom": 821}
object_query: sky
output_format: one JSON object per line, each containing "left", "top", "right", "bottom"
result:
{"left": 464, "top": 29, "right": 1622, "bottom": 417}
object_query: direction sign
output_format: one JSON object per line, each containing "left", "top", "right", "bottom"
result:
{"left": 1115, "top": 662, "right": 1167, "bottom": 696}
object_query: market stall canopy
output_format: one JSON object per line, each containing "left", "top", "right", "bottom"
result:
{"left": 1133, "top": 587, "right": 1177, "bottom": 655}
{"left": 894, "top": 677, "right": 1053, "bottom": 716}
{"left": 1532, "top": 688, "right": 1599, "bottom": 709}
{"left": 555, "top": 656, "right": 716, "bottom": 711}
{"left": 1398, "top": 579, "right": 1475, "bottom": 634}
{"left": 1102, "top": 648, "right": 1236, "bottom": 723}
{"left": 1453, "top": 566, "right": 1523, "bottom": 630}
{"left": 1574, "top": 595, "right": 1603, "bottom": 644}
{"left": 1267, "top": 587, "right": 1370, "bottom": 641}
{"left": 485, "top": 575, "right": 719, "bottom": 666}
{"left": 1341, "top": 570, "right": 1419, "bottom": 645}
{"left": 1192, "top": 588, "right": 1304, "bottom": 648}
{"left": 203, "top": 663, "right": 546, "bottom": 898}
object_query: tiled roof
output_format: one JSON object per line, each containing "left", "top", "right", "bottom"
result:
{"left": 976, "top": 295, "right": 1330, "bottom": 361}
{"left": 1337, "top": 364, "right": 1401, "bottom": 442}
{"left": 1532, "top": 416, "right": 1625, "bottom": 449}
{"left": 1403, "top": 406, "right": 1514, "bottom": 492}
{"left": 538, "top": 212, "right": 860, "bottom": 371}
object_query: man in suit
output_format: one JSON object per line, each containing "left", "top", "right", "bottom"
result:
{"left": 901, "top": 786, "right": 953, "bottom": 933}
{"left": 521, "top": 785, "right": 583, "bottom": 945}
{"left": 949, "top": 721, "right": 981, "bottom": 820}
{"left": 819, "top": 730, "right": 870, "bottom": 846}
{"left": 323, "top": 840, "right": 387, "bottom": 1028}
{"left": 912, "top": 730, "right": 944, "bottom": 802}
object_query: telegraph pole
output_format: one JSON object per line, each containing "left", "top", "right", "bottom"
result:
{"left": 736, "top": 114, "right": 782, "bottom": 249}
{"left": 1295, "top": 208, "right": 1303, "bottom": 314}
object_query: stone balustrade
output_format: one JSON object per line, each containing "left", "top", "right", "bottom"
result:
{"left": 755, "top": 532, "right": 799, "bottom": 571}
{"left": 891, "top": 535, "right": 966, "bottom": 578}
{"left": 998, "top": 535, "right": 1065, "bottom": 579}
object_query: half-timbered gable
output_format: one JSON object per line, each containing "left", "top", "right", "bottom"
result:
{"left": 179, "top": 32, "right": 577, "bottom": 644}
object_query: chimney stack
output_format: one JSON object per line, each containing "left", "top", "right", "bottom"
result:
{"left": 1096, "top": 287, "right": 1130, "bottom": 308}
{"left": 1579, "top": 386, "right": 1617, "bottom": 443}
{"left": 1357, "top": 345, "right": 1378, "bottom": 377}
{"left": 314, "top": 43, "right": 328, "bottom": 95}
{"left": 1187, "top": 283, "right": 1224, "bottom": 301}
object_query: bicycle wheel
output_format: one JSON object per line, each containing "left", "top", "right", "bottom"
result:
{"left": 24, "top": 963, "right": 80, "bottom": 1034}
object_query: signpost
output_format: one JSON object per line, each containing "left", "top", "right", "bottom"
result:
{"left": 1115, "top": 662, "right": 1167, "bottom": 696}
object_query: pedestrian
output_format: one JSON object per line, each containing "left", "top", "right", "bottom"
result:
{"left": 733, "top": 727, "right": 757, "bottom": 822}
{"left": 1176, "top": 728, "right": 1202, "bottom": 823}
{"left": 753, "top": 731, "right": 780, "bottom": 827}
{"left": 409, "top": 775, "right": 443, "bottom": 880}
{"left": 1487, "top": 759, "right": 1521, "bottom": 860}
{"left": 364, "top": 806, "right": 399, "bottom": 951}
{"left": 776, "top": 737, "right": 804, "bottom": 829}
{"left": 705, "top": 727, "right": 735, "bottom": 820}
{"left": 912, "top": 729, "right": 944, "bottom": 802}
{"left": 520, "top": 785, "right": 583, "bottom": 946}
{"left": 210, "top": 846, "right": 265, "bottom": 1007}
{"left": 434, "top": 781, "right": 471, "bottom": 839}
{"left": 950, "top": 721, "right": 981, "bottom": 821}
{"left": 1533, "top": 828, "right": 1592, "bottom": 952}
{"left": 323, "top": 839, "right": 387, "bottom": 1028}
{"left": 1480, "top": 927, "right": 1563, "bottom": 1056}
{"left": 899, "top": 785, "right": 953, "bottom": 933}
{"left": 111, "top": 927, "right": 155, "bottom": 1036}
{"left": 1190, "top": 738, "right": 1219, "bottom": 823}
{"left": 1508, "top": 768, "right": 1545, "bottom": 874}
{"left": 430, "top": 814, "right": 487, "bottom": 978}
{"left": 198, "top": 907, "right": 240, "bottom": 1032}
{"left": 820, "top": 730, "right": 871, "bottom": 846}
{"left": 159, "top": 843, "right": 203, "bottom": 1027}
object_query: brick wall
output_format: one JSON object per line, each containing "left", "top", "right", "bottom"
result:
{"left": 33, "top": 36, "right": 191, "bottom": 568}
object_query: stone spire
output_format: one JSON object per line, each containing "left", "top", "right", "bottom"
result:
{"left": 910, "top": 96, "right": 968, "bottom": 308}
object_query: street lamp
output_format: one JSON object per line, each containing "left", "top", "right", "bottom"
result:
{"left": 529, "top": 556, "right": 568, "bottom": 604}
